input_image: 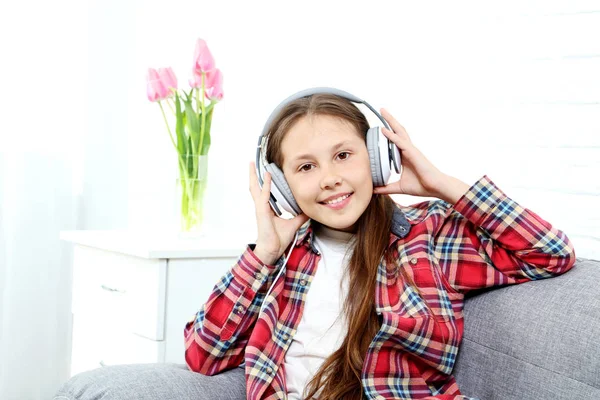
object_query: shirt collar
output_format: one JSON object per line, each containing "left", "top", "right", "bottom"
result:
{"left": 294, "top": 205, "right": 411, "bottom": 252}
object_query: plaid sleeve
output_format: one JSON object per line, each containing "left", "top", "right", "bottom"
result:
{"left": 436, "top": 175, "right": 576, "bottom": 293}
{"left": 183, "top": 244, "right": 277, "bottom": 375}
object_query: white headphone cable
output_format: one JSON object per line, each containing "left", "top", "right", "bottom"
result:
{"left": 259, "top": 230, "right": 299, "bottom": 315}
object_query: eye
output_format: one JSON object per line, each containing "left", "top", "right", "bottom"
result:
{"left": 299, "top": 164, "right": 313, "bottom": 172}
{"left": 337, "top": 151, "right": 350, "bottom": 160}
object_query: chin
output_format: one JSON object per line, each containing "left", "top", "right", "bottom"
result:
{"left": 310, "top": 201, "right": 367, "bottom": 230}
{"left": 316, "top": 214, "right": 360, "bottom": 232}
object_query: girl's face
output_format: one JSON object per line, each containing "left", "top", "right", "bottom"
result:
{"left": 280, "top": 114, "right": 373, "bottom": 233}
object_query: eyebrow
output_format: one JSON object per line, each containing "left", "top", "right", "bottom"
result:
{"left": 289, "top": 141, "right": 353, "bottom": 165}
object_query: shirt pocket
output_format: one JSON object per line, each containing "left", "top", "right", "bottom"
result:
{"left": 396, "top": 257, "right": 457, "bottom": 321}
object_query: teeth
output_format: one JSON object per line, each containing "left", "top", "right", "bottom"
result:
{"left": 324, "top": 194, "right": 350, "bottom": 204}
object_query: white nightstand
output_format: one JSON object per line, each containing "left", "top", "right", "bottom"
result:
{"left": 60, "top": 230, "right": 249, "bottom": 377}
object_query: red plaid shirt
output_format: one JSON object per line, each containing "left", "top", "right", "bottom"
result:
{"left": 184, "top": 176, "right": 575, "bottom": 399}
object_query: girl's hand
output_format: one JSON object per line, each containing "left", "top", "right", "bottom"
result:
{"left": 373, "top": 108, "right": 448, "bottom": 199}
{"left": 249, "top": 162, "right": 309, "bottom": 265}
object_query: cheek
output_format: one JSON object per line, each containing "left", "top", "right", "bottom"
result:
{"left": 355, "top": 157, "right": 373, "bottom": 185}
{"left": 288, "top": 177, "right": 316, "bottom": 204}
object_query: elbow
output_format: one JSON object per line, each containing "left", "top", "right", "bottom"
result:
{"left": 184, "top": 319, "right": 237, "bottom": 375}
{"left": 183, "top": 320, "right": 211, "bottom": 374}
{"left": 184, "top": 332, "right": 218, "bottom": 375}
{"left": 185, "top": 344, "right": 210, "bottom": 374}
{"left": 563, "top": 239, "right": 576, "bottom": 272}
{"left": 550, "top": 231, "right": 577, "bottom": 275}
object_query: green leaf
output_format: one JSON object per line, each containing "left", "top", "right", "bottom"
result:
{"left": 183, "top": 97, "right": 200, "bottom": 155}
{"left": 174, "top": 92, "right": 186, "bottom": 156}
{"left": 201, "top": 106, "right": 214, "bottom": 155}
{"left": 181, "top": 113, "right": 190, "bottom": 154}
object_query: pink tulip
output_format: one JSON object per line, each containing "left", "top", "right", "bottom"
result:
{"left": 193, "top": 39, "right": 215, "bottom": 72}
{"left": 146, "top": 68, "right": 169, "bottom": 102}
{"left": 189, "top": 69, "right": 203, "bottom": 89}
{"left": 158, "top": 67, "right": 178, "bottom": 96}
{"left": 205, "top": 68, "right": 224, "bottom": 101}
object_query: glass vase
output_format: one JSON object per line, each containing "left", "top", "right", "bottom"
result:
{"left": 176, "top": 154, "right": 209, "bottom": 238}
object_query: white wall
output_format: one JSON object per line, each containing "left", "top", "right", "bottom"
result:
{"left": 82, "top": 1, "right": 600, "bottom": 255}
{"left": 0, "top": 1, "right": 597, "bottom": 398}
{"left": 82, "top": 0, "right": 134, "bottom": 229}
{"left": 1, "top": 1, "right": 87, "bottom": 398}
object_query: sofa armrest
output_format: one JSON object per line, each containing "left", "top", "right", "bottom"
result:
{"left": 453, "top": 258, "right": 600, "bottom": 400}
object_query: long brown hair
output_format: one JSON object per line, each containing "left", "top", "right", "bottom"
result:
{"left": 265, "top": 93, "right": 397, "bottom": 399}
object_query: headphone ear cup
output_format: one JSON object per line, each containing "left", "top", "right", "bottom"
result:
{"left": 265, "top": 163, "right": 302, "bottom": 216}
{"left": 366, "top": 126, "right": 385, "bottom": 186}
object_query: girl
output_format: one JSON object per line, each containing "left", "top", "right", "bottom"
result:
{"left": 183, "top": 90, "right": 576, "bottom": 399}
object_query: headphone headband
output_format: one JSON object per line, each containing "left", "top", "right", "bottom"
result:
{"left": 255, "top": 87, "right": 401, "bottom": 217}
{"left": 260, "top": 87, "right": 391, "bottom": 139}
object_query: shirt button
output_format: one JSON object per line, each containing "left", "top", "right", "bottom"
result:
{"left": 266, "top": 367, "right": 273, "bottom": 374}
{"left": 235, "top": 305, "right": 244, "bottom": 314}
{"left": 282, "top": 333, "right": 289, "bottom": 341}
{"left": 299, "top": 279, "right": 307, "bottom": 286}
{"left": 410, "top": 258, "right": 418, "bottom": 265}
{"left": 255, "top": 272, "right": 263, "bottom": 280}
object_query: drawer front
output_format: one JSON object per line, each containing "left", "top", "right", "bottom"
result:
{"left": 72, "top": 245, "right": 166, "bottom": 340}
{"left": 98, "top": 326, "right": 165, "bottom": 367}
{"left": 163, "top": 256, "right": 239, "bottom": 364}
{"left": 70, "top": 311, "right": 164, "bottom": 377}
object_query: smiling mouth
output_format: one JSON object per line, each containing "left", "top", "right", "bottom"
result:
{"left": 319, "top": 193, "right": 353, "bottom": 206}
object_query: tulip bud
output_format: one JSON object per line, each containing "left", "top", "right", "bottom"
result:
{"left": 205, "top": 68, "right": 224, "bottom": 101}
{"left": 146, "top": 68, "right": 169, "bottom": 102}
{"left": 193, "top": 39, "right": 216, "bottom": 72}
{"left": 189, "top": 69, "right": 203, "bottom": 89}
{"left": 159, "top": 67, "right": 178, "bottom": 97}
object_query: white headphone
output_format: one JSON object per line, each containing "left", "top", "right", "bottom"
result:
{"left": 255, "top": 87, "right": 402, "bottom": 217}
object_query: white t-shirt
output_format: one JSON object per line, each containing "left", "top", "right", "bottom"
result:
{"left": 284, "top": 225, "right": 355, "bottom": 399}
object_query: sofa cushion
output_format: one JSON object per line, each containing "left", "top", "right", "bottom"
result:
{"left": 453, "top": 258, "right": 600, "bottom": 400}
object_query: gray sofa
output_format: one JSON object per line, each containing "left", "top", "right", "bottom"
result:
{"left": 454, "top": 257, "right": 600, "bottom": 399}
{"left": 55, "top": 258, "right": 599, "bottom": 400}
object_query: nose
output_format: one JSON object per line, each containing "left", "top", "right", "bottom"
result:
{"left": 320, "top": 166, "right": 342, "bottom": 190}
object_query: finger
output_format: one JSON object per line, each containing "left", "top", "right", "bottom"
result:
{"left": 291, "top": 212, "right": 310, "bottom": 230}
{"left": 373, "top": 185, "right": 394, "bottom": 195}
{"left": 249, "top": 162, "right": 259, "bottom": 200}
{"left": 381, "top": 126, "right": 410, "bottom": 150}
{"left": 249, "top": 162, "right": 266, "bottom": 201}
{"left": 380, "top": 108, "right": 410, "bottom": 140}
{"left": 261, "top": 171, "right": 272, "bottom": 203}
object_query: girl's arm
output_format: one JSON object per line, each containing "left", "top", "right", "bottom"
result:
{"left": 183, "top": 244, "right": 280, "bottom": 374}
{"left": 435, "top": 175, "right": 576, "bottom": 293}
{"left": 183, "top": 162, "right": 308, "bottom": 374}
{"left": 373, "top": 109, "right": 575, "bottom": 291}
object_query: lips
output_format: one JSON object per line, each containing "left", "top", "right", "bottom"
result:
{"left": 319, "top": 193, "right": 354, "bottom": 210}
{"left": 319, "top": 192, "right": 353, "bottom": 204}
